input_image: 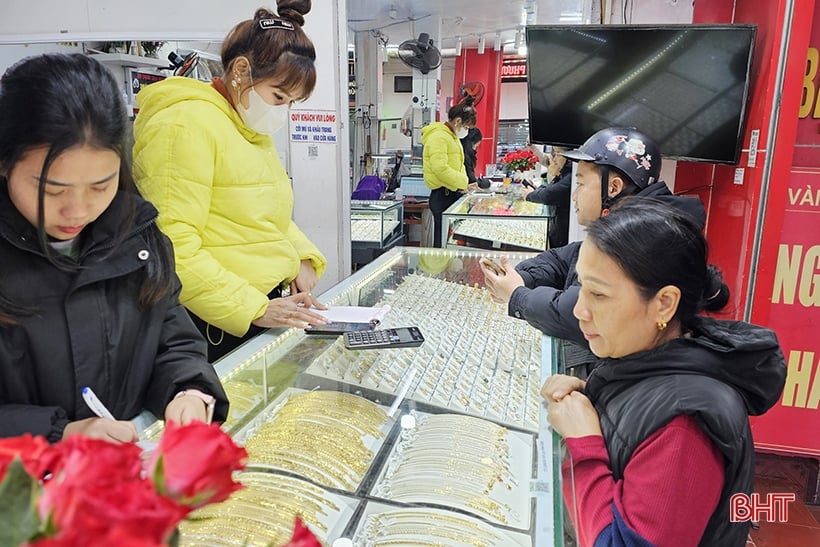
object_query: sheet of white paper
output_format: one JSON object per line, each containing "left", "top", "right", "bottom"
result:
{"left": 314, "top": 305, "right": 391, "bottom": 324}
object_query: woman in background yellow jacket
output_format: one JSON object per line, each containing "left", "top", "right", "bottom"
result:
{"left": 421, "top": 99, "right": 478, "bottom": 247}
{"left": 133, "top": 1, "right": 327, "bottom": 361}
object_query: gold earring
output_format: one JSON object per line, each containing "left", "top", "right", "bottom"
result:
{"left": 657, "top": 321, "right": 667, "bottom": 331}
{"left": 231, "top": 75, "right": 240, "bottom": 89}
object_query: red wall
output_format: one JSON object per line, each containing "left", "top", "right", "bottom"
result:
{"left": 453, "top": 49, "right": 503, "bottom": 176}
{"left": 749, "top": 0, "right": 820, "bottom": 457}
{"left": 685, "top": 0, "right": 793, "bottom": 319}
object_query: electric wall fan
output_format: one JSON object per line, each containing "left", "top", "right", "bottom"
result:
{"left": 397, "top": 33, "right": 442, "bottom": 75}
{"left": 458, "top": 81, "right": 486, "bottom": 106}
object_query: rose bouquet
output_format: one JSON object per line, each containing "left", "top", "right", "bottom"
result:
{"left": 0, "top": 421, "right": 317, "bottom": 547}
{"left": 499, "top": 148, "right": 539, "bottom": 173}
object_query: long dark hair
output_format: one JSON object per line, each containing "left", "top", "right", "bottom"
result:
{"left": 585, "top": 198, "right": 729, "bottom": 328}
{"left": 0, "top": 53, "right": 175, "bottom": 325}
{"left": 221, "top": 1, "right": 317, "bottom": 101}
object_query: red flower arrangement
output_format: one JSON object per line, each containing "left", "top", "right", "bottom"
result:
{"left": 0, "top": 422, "right": 318, "bottom": 547}
{"left": 499, "top": 148, "right": 539, "bottom": 172}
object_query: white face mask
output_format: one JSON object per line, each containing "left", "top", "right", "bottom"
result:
{"left": 238, "top": 86, "right": 289, "bottom": 135}
{"left": 455, "top": 127, "right": 469, "bottom": 139}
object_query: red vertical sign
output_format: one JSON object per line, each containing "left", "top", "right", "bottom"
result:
{"left": 751, "top": 6, "right": 820, "bottom": 456}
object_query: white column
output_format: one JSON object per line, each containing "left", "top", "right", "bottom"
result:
{"left": 290, "top": 0, "right": 351, "bottom": 290}
{"left": 408, "top": 16, "right": 442, "bottom": 156}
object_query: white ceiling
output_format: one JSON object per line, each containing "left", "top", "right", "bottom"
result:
{"left": 346, "top": 0, "right": 588, "bottom": 52}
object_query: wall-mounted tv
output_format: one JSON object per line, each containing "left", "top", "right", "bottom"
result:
{"left": 526, "top": 24, "right": 756, "bottom": 164}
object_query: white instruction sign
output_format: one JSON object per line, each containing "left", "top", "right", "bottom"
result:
{"left": 290, "top": 110, "right": 338, "bottom": 144}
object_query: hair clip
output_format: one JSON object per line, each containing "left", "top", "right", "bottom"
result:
{"left": 259, "top": 18, "right": 294, "bottom": 31}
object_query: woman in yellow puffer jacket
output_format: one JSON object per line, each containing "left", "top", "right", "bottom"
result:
{"left": 421, "top": 99, "right": 478, "bottom": 247}
{"left": 133, "top": 1, "right": 328, "bottom": 361}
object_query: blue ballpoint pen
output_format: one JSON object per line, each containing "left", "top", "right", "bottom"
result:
{"left": 81, "top": 386, "right": 116, "bottom": 420}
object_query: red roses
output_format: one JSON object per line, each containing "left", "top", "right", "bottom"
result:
{"left": 0, "top": 422, "right": 249, "bottom": 546}
{"left": 147, "top": 421, "right": 247, "bottom": 509}
{"left": 500, "top": 148, "right": 539, "bottom": 172}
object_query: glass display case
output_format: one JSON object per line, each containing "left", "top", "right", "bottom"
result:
{"left": 442, "top": 192, "right": 555, "bottom": 251}
{"left": 351, "top": 199, "right": 404, "bottom": 267}
{"left": 170, "top": 247, "right": 564, "bottom": 547}
{"left": 350, "top": 199, "right": 404, "bottom": 246}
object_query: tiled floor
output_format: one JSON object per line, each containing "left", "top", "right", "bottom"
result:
{"left": 747, "top": 453, "right": 820, "bottom": 546}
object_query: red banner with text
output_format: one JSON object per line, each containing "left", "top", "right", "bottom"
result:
{"left": 752, "top": 11, "right": 820, "bottom": 456}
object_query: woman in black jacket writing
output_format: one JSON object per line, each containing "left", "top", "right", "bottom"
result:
{"left": 0, "top": 53, "right": 227, "bottom": 443}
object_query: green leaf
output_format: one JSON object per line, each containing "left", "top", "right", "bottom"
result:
{"left": 167, "top": 527, "right": 180, "bottom": 547}
{"left": 0, "top": 458, "right": 42, "bottom": 545}
{"left": 152, "top": 454, "right": 167, "bottom": 496}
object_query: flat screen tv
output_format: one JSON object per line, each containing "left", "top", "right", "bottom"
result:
{"left": 526, "top": 24, "right": 756, "bottom": 164}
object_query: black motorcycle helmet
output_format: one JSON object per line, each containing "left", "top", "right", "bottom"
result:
{"left": 562, "top": 127, "right": 661, "bottom": 211}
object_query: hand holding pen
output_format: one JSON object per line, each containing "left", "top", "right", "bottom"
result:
{"left": 62, "top": 386, "right": 138, "bottom": 442}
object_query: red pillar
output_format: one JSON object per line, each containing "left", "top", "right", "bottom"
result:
{"left": 453, "top": 48, "right": 502, "bottom": 176}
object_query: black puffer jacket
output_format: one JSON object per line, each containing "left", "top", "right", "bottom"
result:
{"left": 584, "top": 316, "right": 787, "bottom": 546}
{"left": 525, "top": 163, "right": 572, "bottom": 248}
{"left": 509, "top": 182, "right": 707, "bottom": 346}
{"left": 0, "top": 187, "right": 228, "bottom": 441}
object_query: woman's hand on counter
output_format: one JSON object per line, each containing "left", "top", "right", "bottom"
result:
{"left": 252, "top": 292, "right": 328, "bottom": 329}
{"left": 290, "top": 260, "right": 320, "bottom": 295}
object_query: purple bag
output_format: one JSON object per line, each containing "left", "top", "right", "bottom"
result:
{"left": 351, "top": 175, "right": 386, "bottom": 200}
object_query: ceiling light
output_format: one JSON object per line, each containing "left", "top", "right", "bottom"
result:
{"left": 477, "top": 36, "right": 486, "bottom": 55}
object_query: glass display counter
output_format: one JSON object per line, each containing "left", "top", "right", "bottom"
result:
{"left": 350, "top": 199, "right": 404, "bottom": 247}
{"left": 172, "top": 247, "right": 564, "bottom": 547}
{"left": 442, "top": 192, "right": 554, "bottom": 252}
{"left": 351, "top": 199, "right": 405, "bottom": 268}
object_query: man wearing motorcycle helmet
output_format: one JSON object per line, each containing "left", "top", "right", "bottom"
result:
{"left": 481, "top": 127, "right": 706, "bottom": 376}
{"left": 564, "top": 127, "right": 665, "bottom": 224}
